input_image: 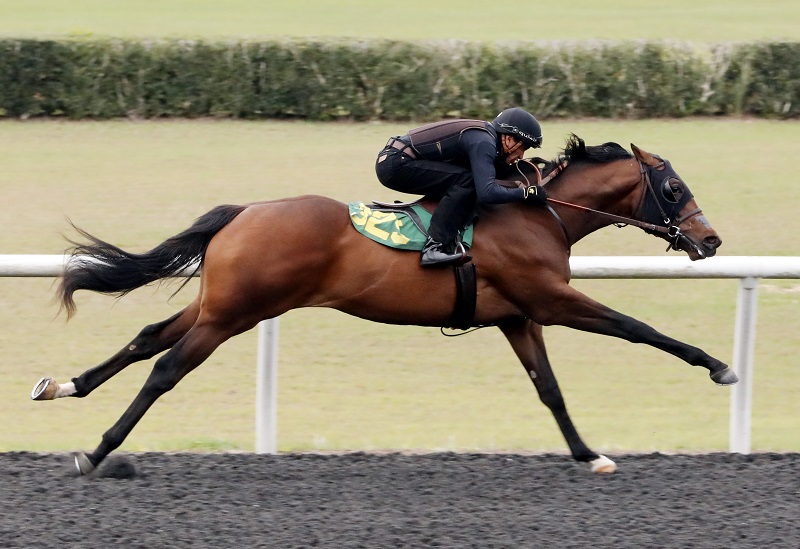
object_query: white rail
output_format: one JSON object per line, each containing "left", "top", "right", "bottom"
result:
{"left": 4, "top": 254, "right": 800, "bottom": 455}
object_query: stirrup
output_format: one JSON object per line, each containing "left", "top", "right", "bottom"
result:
{"left": 420, "top": 239, "right": 470, "bottom": 267}
{"left": 455, "top": 241, "right": 473, "bottom": 265}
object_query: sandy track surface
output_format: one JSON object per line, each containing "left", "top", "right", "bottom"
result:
{"left": 1, "top": 452, "right": 797, "bottom": 548}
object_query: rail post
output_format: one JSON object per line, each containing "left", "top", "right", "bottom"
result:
{"left": 729, "top": 277, "right": 758, "bottom": 454}
{"left": 255, "top": 318, "right": 279, "bottom": 454}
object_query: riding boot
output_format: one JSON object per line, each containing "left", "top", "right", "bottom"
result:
{"left": 420, "top": 237, "right": 467, "bottom": 267}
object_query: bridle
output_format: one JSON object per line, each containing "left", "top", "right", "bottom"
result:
{"left": 634, "top": 160, "right": 706, "bottom": 254}
{"left": 514, "top": 158, "right": 707, "bottom": 256}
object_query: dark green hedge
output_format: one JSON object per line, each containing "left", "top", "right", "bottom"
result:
{"left": 1, "top": 38, "right": 798, "bottom": 120}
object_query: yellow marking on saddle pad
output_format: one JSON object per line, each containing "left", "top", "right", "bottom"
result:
{"left": 348, "top": 202, "right": 472, "bottom": 251}
{"left": 350, "top": 203, "right": 413, "bottom": 246}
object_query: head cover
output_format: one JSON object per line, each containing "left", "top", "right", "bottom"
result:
{"left": 491, "top": 108, "right": 543, "bottom": 148}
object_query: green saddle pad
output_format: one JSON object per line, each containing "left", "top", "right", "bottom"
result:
{"left": 348, "top": 201, "right": 474, "bottom": 251}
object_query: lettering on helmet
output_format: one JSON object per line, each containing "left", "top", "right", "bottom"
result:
{"left": 497, "top": 123, "right": 541, "bottom": 144}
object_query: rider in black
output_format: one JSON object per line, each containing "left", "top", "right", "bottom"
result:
{"left": 375, "top": 108, "right": 548, "bottom": 267}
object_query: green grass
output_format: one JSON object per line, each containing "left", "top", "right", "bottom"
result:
{"left": 0, "top": 0, "right": 798, "bottom": 43}
{"left": 1, "top": 119, "right": 799, "bottom": 454}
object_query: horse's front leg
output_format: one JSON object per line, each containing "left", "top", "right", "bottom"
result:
{"left": 31, "top": 301, "right": 200, "bottom": 401}
{"left": 539, "top": 286, "right": 738, "bottom": 385}
{"left": 498, "top": 317, "right": 617, "bottom": 474}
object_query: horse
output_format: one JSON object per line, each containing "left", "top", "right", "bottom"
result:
{"left": 30, "top": 135, "right": 738, "bottom": 475}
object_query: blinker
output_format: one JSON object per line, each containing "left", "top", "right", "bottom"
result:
{"left": 661, "top": 177, "right": 684, "bottom": 204}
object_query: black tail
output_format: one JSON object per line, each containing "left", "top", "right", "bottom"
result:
{"left": 59, "top": 204, "right": 247, "bottom": 319}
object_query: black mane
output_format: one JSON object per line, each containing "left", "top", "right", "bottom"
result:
{"left": 528, "top": 134, "right": 632, "bottom": 180}
{"left": 561, "top": 134, "right": 632, "bottom": 164}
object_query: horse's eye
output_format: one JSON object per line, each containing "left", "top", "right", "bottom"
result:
{"left": 662, "top": 178, "right": 684, "bottom": 203}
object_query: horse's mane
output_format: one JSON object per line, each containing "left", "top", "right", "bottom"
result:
{"left": 532, "top": 134, "right": 632, "bottom": 178}
{"left": 562, "top": 134, "right": 632, "bottom": 163}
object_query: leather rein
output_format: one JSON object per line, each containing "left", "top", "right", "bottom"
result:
{"left": 514, "top": 159, "right": 705, "bottom": 253}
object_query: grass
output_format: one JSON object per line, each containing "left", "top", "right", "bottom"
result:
{"left": 0, "top": 0, "right": 798, "bottom": 43}
{"left": 1, "top": 118, "right": 799, "bottom": 454}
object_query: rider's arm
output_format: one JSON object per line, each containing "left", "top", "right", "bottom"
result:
{"left": 462, "top": 131, "right": 525, "bottom": 204}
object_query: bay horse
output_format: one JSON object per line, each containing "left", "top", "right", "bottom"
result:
{"left": 31, "top": 135, "right": 738, "bottom": 475}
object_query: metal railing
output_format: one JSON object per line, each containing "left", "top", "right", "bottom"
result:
{"left": 4, "top": 254, "right": 800, "bottom": 454}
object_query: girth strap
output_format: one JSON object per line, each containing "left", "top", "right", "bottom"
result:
{"left": 448, "top": 263, "right": 477, "bottom": 330}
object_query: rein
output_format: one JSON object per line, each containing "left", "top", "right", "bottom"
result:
{"left": 546, "top": 198, "right": 677, "bottom": 235}
{"left": 521, "top": 159, "right": 705, "bottom": 254}
{"left": 513, "top": 160, "right": 573, "bottom": 247}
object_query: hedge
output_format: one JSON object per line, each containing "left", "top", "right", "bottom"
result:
{"left": 0, "top": 38, "right": 798, "bottom": 120}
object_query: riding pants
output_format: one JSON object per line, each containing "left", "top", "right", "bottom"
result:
{"left": 375, "top": 140, "right": 476, "bottom": 246}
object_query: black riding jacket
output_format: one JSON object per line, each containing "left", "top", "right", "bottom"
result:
{"left": 406, "top": 120, "right": 525, "bottom": 204}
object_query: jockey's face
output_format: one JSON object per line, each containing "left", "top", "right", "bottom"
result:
{"left": 501, "top": 135, "right": 529, "bottom": 165}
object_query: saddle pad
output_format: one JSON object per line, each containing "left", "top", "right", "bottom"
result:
{"left": 348, "top": 202, "right": 474, "bottom": 251}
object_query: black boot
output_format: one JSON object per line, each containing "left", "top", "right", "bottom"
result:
{"left": 420, "top": 237, "right": 467, "bottom": 267}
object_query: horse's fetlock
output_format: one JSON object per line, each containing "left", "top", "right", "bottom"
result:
{"left": 71, "top": 378, "right": 90, "bottom": 398}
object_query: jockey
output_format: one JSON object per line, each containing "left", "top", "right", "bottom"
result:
{"left": 375, "top": 107, "right": 548, "bottom": 267}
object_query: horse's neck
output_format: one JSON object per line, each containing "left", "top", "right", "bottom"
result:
{"left": 549, "top": 160, "right": 643, "bottom": 243}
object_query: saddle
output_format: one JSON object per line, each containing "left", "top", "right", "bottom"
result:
{"left": 348, "top": 199, "right": 477, "bottom": 330}
{"left": 348, "top": 200, "right": 474, "bottom": 252}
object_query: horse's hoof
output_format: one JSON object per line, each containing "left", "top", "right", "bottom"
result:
{"left": 74, "top": 453, "right": 96, "bottom": 475}
{"left": 590, "top": 455, "right": 617, "bottom": 474}
{"left": 710, "top": 368, "right": 739, "bottom": 386}
{"left": 31, "top": 378, "right": 57, "bottom": 401}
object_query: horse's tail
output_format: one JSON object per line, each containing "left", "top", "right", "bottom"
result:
{"left": 58, "top": 204, "right": 247, "bottom": 319}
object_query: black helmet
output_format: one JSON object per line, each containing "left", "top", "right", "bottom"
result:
{"left": 491, "top": 108, "right": 543, "bottom": 148}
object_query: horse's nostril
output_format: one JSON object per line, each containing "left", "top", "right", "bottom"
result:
{"left": 704, "top": 236, "right": 722, "bottom": 249}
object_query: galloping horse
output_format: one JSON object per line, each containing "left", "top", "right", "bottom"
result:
{"left": 31, "top": 135, "right": 738, "bottom": 475}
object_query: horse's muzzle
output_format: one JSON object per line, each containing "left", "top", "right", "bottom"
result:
{"left": 701, "top": 235, "right": 721, "bottom": 258}
{"left": 681, "top": 234, "right": 721, "bottom": 260}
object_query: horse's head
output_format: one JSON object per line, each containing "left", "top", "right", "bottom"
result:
{"left": 631, "top": 144, "right": 721, "bottom": 260}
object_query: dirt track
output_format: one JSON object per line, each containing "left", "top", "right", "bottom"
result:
{"left": 1, "top": 452, "right": 798, "bottom": 548}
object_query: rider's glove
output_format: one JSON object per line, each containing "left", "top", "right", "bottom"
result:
{"left": 522, "top": 184, "right": 548, "bottom": 205}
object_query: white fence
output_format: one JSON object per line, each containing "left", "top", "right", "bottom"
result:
{"left": 3, "top": 254, "right": 800, "bottom": 455}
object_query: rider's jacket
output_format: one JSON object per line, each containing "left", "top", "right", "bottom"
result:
{"left": 402, "top": 119, "right": 524, "bottom": 204}
{"left": 407, "top": 119, "right": 493, "bottom": 161}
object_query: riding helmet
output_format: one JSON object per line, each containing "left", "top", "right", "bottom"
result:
{"left": 491, "top": 108, "right": 543, "bottom": 148}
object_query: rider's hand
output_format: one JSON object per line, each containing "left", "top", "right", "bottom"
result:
{"left": 523, "top": 184, "right": 548, "bottom": 205}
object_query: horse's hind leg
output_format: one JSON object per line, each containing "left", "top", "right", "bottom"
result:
{"left": 499, "top": 317, "right": 616, "bottom": 474}
{"left": 74, "top": 314, "right": 245, "bottom": 474}
{"left": 31, "top": 299, "right": 201, "bottom": 401}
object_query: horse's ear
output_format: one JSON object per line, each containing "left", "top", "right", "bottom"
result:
{"left": 630, "top": 143, "right": 661, "bottom": 166}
